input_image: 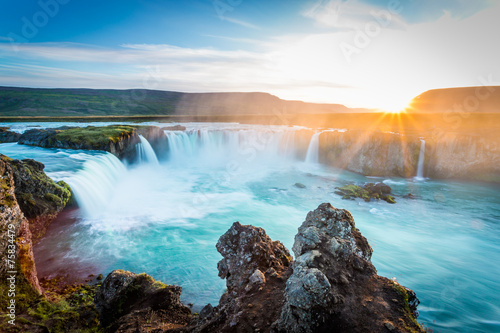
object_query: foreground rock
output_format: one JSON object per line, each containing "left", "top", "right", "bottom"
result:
{"left": 187, "top": 203, "right": 422, "bottom": 332}
{"left": 0, "top": 154, "right": 71, "bottom": 295}
{"left": 189, "top": 222, "right": 293, "bottom": 332}
{"left": 94, "top": 270, "right": 192, "bottom": 332}
{"left": 276, "top": 203, "right": 421, "bottom": 332}
{"left": 18, "top": 125, "right": 167, "bottom": 160}
{"left": 335, "top": 182, "right": 396, "bottom": 204}
{"left": 0, "top": 127, "right": 21, "bottom": 143}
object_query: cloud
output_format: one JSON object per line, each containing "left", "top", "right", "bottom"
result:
{"left": 222, "top": 17, "right": 260, "bottom": 30}
{"left": 0, "top": 36, "right": 14, "bottom": 42}
{"left": 303, "top": 0, "right": 407, "bottom": 30}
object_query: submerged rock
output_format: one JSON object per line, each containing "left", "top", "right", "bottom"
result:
{"left": 94, "top": 270, "right": 192, "bottom": 332}
{"left": 294, "top": 182, "right": 306, "bottom": 189}
{"left": 335, "top": 182, "right": 396, "bottom": 204}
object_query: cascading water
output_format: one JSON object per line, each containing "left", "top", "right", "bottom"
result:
{"left": 305, "top": 132, "right": 321, "bottom": 164}
{"left": 7, "top": 122, "right": 497, "bottom": 333}
{"left": 65, "top": 153, "right": 127, "bottom": 217}
{"left": 137, "top": 135, "right": 159, "bottom": 165}
{"left": 415, "top": 139, "right": 425, "bottom": 180}
{"left": 164, "top": 129, "right": 298, "bottom": 166}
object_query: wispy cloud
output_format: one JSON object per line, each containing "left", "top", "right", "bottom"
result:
{"left": 0, "top": 36, "right": 14, "bottom": 42}
{"left": 303, "top": 0, "right": 407, "bottom": 30}
{"left": 222, "top": 17, "right": 260, "bottom": 30}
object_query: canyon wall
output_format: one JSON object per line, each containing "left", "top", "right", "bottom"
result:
{"left": 318, "top": 130, "right": 500, "bottom": 182}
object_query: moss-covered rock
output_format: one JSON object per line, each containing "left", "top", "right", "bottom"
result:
{"left": 18, "top": 124, "right": 167, "bottom": 161}
{"left": 94, "top": 270, "right": 191, "bottom": 332}
{"left": 0, "top": 278, "right": 102, "bottom": 333}
{"left": 6, "top": 157, "right": 72, "bottom": 241}
{"left": 335, "top": 182, "right": 397, "bottom": 204}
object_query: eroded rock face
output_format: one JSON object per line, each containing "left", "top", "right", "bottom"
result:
{"left": 94, "top": 270, "right": 192, "bottom": 332}
{"left": 0, "top": 155, "right": 42, "bottom": 294}
{"left": 276, "top": 203, "right": 423, "bottom": 333}
{"left": 8, "top": 157, "right": 71, "bottom": 242}
{"left": 192, "top": 222, "right": 293, "bottom": 332}
{"left": 216, "top": 222, "right": 292, "bottom": 294}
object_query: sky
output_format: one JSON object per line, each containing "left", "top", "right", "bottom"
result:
{"left": 0, "top": 0, "right": 499, "bottom": 111}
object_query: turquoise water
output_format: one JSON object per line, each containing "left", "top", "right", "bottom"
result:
{"left": 1, "top": 122, "right": 499, "bottom": 333}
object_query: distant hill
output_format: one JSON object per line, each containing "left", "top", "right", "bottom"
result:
{"left": 0, "top": 87, "right": 370, "bottom": 117}
{"left": 407, "top": 86, "right": 500, "bottom": 113}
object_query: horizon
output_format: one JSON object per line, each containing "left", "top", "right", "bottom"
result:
{"left": 1, "top": 0, "right": 500, "bottom": 112}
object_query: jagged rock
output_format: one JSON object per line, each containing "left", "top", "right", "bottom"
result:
{"left": 276, "top": 203, "right": 423, "bottom": 333}
{"left": 94, "top": 270, "right": 192, "bottom": 332}
{"left": 0, "top": 127, "right": 21, "bottom": 143}
{"left": 190, "top": 222, "right": 293, "bottom": 332}
{"left": 216, "top": 222, "right": 292, "bottom": 294}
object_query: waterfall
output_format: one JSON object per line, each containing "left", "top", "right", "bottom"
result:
{"left": 416, "top": 139, "right": 425, "bottom": 180}
{"left": 164, "top": 129, "right": 299, "bottom": 166}
{"left": 137, "top": 135, "right": 159, "bottom": 165}
{"left": 305, "top": 132, "right": 321, "bottom": 164}
{"left": 65, "top": 154, "right": 127, "bottom": 217}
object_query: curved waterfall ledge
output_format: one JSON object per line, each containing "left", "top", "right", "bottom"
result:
{"left": 17, "top": 125, "right": 167, "bottom": 161}
{"left": 7, "top": 123, "right": 500, "bottom": 183}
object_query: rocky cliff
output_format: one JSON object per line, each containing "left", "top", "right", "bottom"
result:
{"left": 18, "top": 125, "right": 167, "bottom": 161}
{"left": 318, "top": 130, "right": 500, "bottom": 182}
{"left": 0, "top": 154, "right": 72, "bottom": 296}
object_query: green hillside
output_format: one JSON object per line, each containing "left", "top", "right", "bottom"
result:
{"left": 0, "top": 87, "right": 360, "bottom": 117}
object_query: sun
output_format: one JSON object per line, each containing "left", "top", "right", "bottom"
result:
{"left": 378, "top": 99, "right": 411, "bottom": 114}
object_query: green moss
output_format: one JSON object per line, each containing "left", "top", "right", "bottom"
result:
{"left": 53, "top": 125, "right": 140, "bottom": 148}
{"left": 20, "top": 193, "right": 36, "bottom": 207}
{"left": 335, "top": 183, "right": 397, "bottom": 204}
{"left": 0, "top": 278, "right": 102, "bottom": 333}
{"left": 44, "top": 193, "right": 62, "bottom": 205}
{"left": 386, "top": 195, "right": 396, "bottom": 204}
{"left": 391, "top": 282, "right": 424, "bottom": 333}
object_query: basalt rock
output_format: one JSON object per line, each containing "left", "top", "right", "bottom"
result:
{"left": 0, "top": 127, "right": 21, "bottom": 143}
{"left": 94, "top": 270, "right": 192, "bottom": 332}
{"left": 189, "top": 222, "right": 293, "bottom": 332}
{"left": 276, "top": 203, "right": 422, "bottom": 332}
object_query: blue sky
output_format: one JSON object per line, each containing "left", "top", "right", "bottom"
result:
{"left": 0, "top": 0, "right": 499, "bottom": 110}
